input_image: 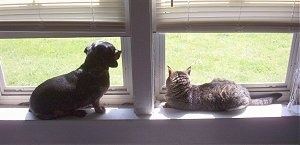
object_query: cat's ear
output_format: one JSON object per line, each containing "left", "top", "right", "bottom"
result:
{"left": 167, "top": 66, "right": 173, "bottom": 77}
{"left": 186, "top": 66, "right": 191, "bottom": 75}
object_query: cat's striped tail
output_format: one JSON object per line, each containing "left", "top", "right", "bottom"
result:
{"left": 250, "top": 93, "right": 282, "bottom": 105}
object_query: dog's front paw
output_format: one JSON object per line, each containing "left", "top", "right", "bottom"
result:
{"left": 92, "top": 97, "right": 106, "bottom": 114}
{"left": 94, "top": 106, "right": 106, "bottom": 114}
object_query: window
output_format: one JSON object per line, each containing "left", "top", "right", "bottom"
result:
{"left": 0, "top": 37, "right": 133, "bottom": 105}
{"left": 154, "top": 33, "right": 297, "bottom": 102}
{"left": 0, "top": 0, "right": 299, "bottom": 116}
{"left": 0, "top": 0, "right": 132, "bottom": 105}
{"left": 153, "top": 0, "right": 300, "bottom": 103}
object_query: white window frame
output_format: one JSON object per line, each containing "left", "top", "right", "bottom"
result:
{"left": 154, "top": 33, "right": 300, "bottom": 102}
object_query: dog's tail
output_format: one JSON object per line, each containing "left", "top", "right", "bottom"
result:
{"left": 250, "top": 93, "right": 282, "bottom": 105}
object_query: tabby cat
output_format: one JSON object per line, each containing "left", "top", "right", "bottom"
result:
{"left": 165, "top": 66, "right": 281, "bottom": 111}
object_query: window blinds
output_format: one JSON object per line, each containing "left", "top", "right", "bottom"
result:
{"left": 155, "top": 0, "right": 300, "bottom": 32}
{"left": 0, "top": 0, "right": 127, "bottom": 35}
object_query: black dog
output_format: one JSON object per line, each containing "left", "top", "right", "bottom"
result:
{"left": 29, "top": 41, "right": 121, "bottom": 120}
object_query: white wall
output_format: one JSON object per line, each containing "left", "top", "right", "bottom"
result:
{"left": 0, "top": 117, "right": 298, "bottom": 145}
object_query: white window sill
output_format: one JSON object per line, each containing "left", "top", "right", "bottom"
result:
{"left": 0, "top": 104, "right": 298, "bottom": 120}
{"left": 1, "top": 104, "right": 299, "bottom": 144}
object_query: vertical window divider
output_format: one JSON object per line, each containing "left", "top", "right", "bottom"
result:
{"left": 287, "top": 32, "right": 300, "bottom": 113}
{"left": 153, "top": 33, "right": 166, "bottom": 101}
{"left": 0, "top": 63, "right": 5, "bottom": 95}
{"left": 121, "top": 37, "right": 133, "bottom": 95}
{"left": 286, "top": 33, "right": 300, "bottom": 89}
{"left": 130, "top": 0, "right": 154, "bottom": 115}
{"left": 124, "top": 0, "right": 131, "bottom": 36}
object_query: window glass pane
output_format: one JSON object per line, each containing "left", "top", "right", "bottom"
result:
{"left": 0, "top": 37, "right": 123, "bottom": 86}
{"left": 165, "top": 33, "right": 292, "bottom": 84}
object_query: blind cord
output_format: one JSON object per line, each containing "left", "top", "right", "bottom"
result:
{"left": 186, "top": 0, "right": 190, "bottom": 32}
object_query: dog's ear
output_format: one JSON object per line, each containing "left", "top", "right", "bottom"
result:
{"left": 84, "top": 47, "right": 89, "bottom": 54}
{"left": 84, "top": 42, "right": 95, "bottom": 55}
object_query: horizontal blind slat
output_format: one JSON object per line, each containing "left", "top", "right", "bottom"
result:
{"left": 155, "top": 0, "right": 300, "bottom": 32}
{"left": 0, "top": 0, "right": 127, "bottom": 34}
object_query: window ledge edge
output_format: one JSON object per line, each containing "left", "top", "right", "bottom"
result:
{"left": 0, "top": 104, "right": 298, "bottom": 120}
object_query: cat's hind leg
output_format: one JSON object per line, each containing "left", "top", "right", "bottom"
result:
{"left": 226, "top": 105, "right": 248, "bottom": 111}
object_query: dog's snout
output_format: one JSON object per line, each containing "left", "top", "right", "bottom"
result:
{"left": 116, "top": 50, "right": 122, "bottom": 54}
{"left": 115, "top": 50, "right": 122, "bottom": 60}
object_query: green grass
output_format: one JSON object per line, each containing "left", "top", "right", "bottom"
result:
{"left": 0, "top": 33, "right": 293, "bottom": 86}
{"left": 165, "top": 33, "right": 293, "bottom": 84}
{"left": 0, "top": 37, "right": 123, "bottom": 86}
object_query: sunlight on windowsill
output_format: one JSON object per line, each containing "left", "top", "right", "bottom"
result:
{"left": 0, "top": 104, "right": 298, "bottom": 121}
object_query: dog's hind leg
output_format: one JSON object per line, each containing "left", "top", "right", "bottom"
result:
{"left": 29, "top": 108, "right": 58, "bottom": 120}
{"left": 52, "top": 110, "right": 87, "bottom": 118}
{"left": 70, "top": 110, "right": 87, "bottom": 118}
{"left": 35, "top": 113, "right": 59, "bottom": 120}
{"left": 33, "top": 110, "right": 86, "bottom": 120}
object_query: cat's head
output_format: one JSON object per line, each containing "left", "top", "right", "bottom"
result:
{"left": 166, "top": 66, "right": 191, "bottom": 88}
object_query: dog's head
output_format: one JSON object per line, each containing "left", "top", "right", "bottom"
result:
{"left": 84, "top": 40, "right": 121, "bottom": 68}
